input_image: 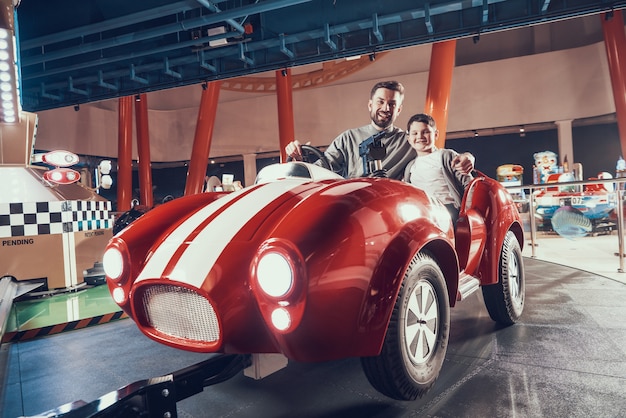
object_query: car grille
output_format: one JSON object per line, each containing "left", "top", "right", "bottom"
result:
{"left": 139, "top": 284, "right": 220, "bottom": 342}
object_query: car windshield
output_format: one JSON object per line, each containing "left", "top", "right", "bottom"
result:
{"left": 255, "top": 162, "right": 343, "bottom": 184}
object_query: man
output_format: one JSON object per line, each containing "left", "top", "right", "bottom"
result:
{"left": 285, "top": 80, "right": 474, "bottom": 179}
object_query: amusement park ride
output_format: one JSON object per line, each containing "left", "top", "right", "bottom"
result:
{"left": 499, "top": 151, "right": 619, "bottom": 238}
{"left": 0, "top": 116, "right": 114, "bottom": 291}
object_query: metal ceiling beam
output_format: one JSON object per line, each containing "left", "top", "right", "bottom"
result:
{"left": 279, "top": 33, "right": 295, "bottom": 58}
{"left": 424, "top": 3, "right": 434, "bottom": 34}
{"left": 27, "top": 0, "right": 620, "bottom": 92}
{"left": 482, "top": 0, "right": 489, "bottom": 24}
{"left": 98, "top": 70, "right": 118, "bottom": 91}
{"left": 542, "top": 0, "right": 551, "bottom": 14}
{"left": 324, "top": 23, "right": 337, "bottom": 51}
{"left": 195, "top": 0, "right": 246, "bottom": 34}
{"left": 18, "top": 0, "right": 626, "bottom": 112}
{"left": 29, "top": 1, "right": 488, "bottom": 88}
{"left": 20, "top": 0, "right": 207, "bottom": 49}
{"left": 21, "top": 0, "right": 313, "bottom": 67}
{"left": 22, "top": 29, "right": 238, "bottom": 81}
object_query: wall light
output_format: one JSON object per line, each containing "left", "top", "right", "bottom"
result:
{"left": 0, "top": 28, "right": 18, "bottom": 124}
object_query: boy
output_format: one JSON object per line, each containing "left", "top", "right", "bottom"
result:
{"left": 403, "top": 113, "right": 474, "bottom": 223}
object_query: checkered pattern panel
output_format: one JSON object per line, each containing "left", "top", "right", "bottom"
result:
{"left": 69, "top": 200, "right": 113, "bottom": 232}
{"left": 0, "top": 200, "right": 113, "bottom": 238}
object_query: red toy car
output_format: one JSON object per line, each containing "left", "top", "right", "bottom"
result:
{"left": 103, "top": 158, "right": 525, "bottom": 401}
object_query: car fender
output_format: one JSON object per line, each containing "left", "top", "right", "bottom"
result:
{"left": 356, "top": 220, "right": 459, "bottom": 357}
{"left": 262, "top": 179, "right": 458, "bottom": 360}
{"left": 461, "top": 176, "right": 524, "bottom": 285}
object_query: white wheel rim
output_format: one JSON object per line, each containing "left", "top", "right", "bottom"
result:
{"left": 404, "top": 280, "right": 439, "bottom": 364}
{"left": 508, "top": 251, "right": 522, "bottom": 308}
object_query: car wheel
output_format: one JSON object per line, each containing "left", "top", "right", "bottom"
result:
{"left": 482, "top": 230, "right": 525, "bottom": 325}
{"left": 361, "top": 251, "right": 450, "bottom": 401}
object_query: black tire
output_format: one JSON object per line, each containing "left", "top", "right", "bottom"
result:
{"left": 482, "top": 231, "right": 525, "bottom": 325}
{"left": 361, "top": 252, "right": 450, "bottom": 400}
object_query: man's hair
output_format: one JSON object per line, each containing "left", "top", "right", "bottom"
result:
{"left": 407, "top": 113, "right": 437, "bottom": 131}
{"left": 370, "top": 80, "right": 405, "bottom": 99}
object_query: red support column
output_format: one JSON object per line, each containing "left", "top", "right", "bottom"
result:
{"left": 135, "top": 93, "right": 153, "bottom": 207}
{"left": 117, "top": 96, "right": 133, "bottom": 212}
{"left": 602, "top": 10, "right": 626, "bottom": 157}
{"left": 276, "top": 69, "right": 295, "bottom": 163}
{"left": 185, "top": 81, "right": 221, "bottom": 196}
{"left": 424, "top": 40, "right": 456, "bottom": 148}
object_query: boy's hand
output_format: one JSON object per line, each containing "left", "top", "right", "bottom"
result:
{"left": 452, "top": 153, "right": 475, "bottom": 174}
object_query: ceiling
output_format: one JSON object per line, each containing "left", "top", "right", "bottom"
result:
{"left": 15, "top": 0, "right": 626, "bottom": 112}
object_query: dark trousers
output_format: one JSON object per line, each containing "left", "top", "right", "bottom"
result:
{"left": 445, "top": 203, "right": 460, "bottom": 225}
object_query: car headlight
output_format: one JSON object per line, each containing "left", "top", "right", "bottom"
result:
{"left": 257, "top": 252, "right": 293, "bottom": 297}
{"left": 111, "top": 287, "right": 126, "bottom": 304}
{"left": 103, "top": 247, "right": 124, "bottom": 280}
{"left": 253, "top": 238, "right": 306, "bottom": 333}
{"left": 271, "top": 307, "right": 291, "bottom": 331}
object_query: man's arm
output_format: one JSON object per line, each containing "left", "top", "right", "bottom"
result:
{"left": 322, "top": 136, "right": 349, "bottom": 177}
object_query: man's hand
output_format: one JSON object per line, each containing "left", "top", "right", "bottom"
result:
{"left": 285, "top": 140, "right": 310, "bottom": 161}
{"left": 452, "top": 152, "right": 475, "bottom": 175}
{"left": 369, "top": 169, "right": 387, "bottom": 178}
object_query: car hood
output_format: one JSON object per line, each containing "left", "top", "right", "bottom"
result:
{"left": 133, "top": 178, "right": 325, "bottom": 289}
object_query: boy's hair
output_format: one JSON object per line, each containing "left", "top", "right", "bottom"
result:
{"left": 407, "top": 113, "right": 437, "bottom": 131}
{"left": 370, "top": 80, "right": 405, "bottom": 99}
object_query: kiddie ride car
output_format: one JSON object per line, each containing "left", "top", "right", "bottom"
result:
{"left": 496, "top": 163, "right": 530, "bottom": 213}
{"left": 534, "top": 172, "right": 616, "bottom": 236}
{"left": 34, "top": 145, "right": 525, "bottom": 417}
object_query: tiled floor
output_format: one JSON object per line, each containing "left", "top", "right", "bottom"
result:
{"left": 522, "top": 230, "right": 626, "bottom": 284}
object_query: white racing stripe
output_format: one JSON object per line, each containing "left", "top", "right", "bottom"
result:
{"left": 136, "top": 179, "right": 307, "bottom": 288}
{"left": 135, "top": 190, "right": 242, "bottom": 282}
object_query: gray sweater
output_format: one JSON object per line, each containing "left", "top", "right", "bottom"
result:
{"left": 323, "top": 124, "right": 415, "bottom": 180}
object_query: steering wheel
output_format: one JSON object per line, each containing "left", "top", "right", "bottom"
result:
{"left": 287, "top": 144, "right": 331, "bottom": 171}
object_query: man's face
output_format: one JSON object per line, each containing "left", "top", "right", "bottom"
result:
{"left": 368, "top": 88, "right": 403, "bottom": 129}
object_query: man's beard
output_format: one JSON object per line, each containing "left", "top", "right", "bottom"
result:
{"left": 371, "top": 110, "right": 392, "bottom": 129}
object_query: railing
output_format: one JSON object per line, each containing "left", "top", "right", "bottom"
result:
{"left": 507, "top": 176, "right": 626, "bottom": 276}
{"left": 0, "top": 277, "right": 18, "bottom": 344}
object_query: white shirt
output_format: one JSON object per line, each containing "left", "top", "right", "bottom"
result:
{"left": 409, "top": 150, "right": 455, "bottom": 205}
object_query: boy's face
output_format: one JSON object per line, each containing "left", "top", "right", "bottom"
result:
{"left": 407, "top": 121, "right": 438, "bottom": 155}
